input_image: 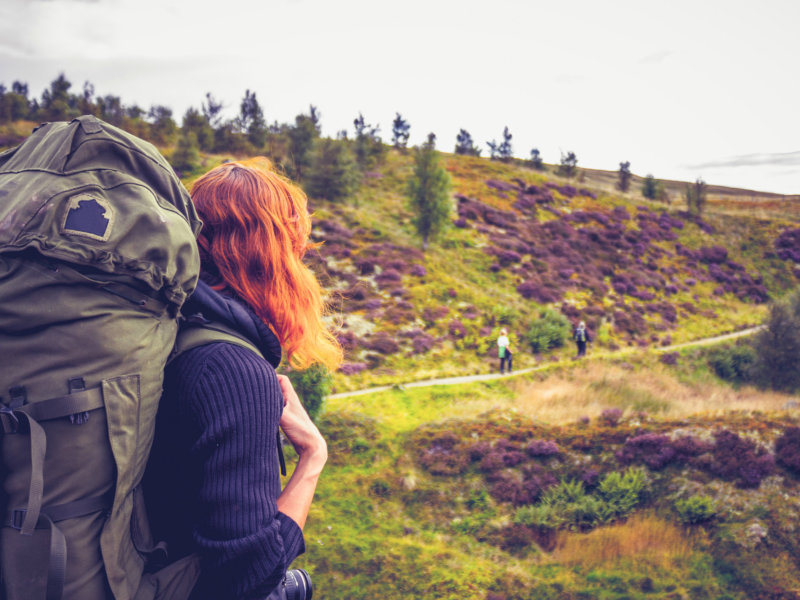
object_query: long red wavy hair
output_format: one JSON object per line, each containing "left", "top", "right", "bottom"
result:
{"left": 191, "top": 158, "right": 342, "bottom": 371}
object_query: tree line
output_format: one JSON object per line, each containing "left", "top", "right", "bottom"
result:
{"left": 0, "top": 72, "right": 707, "bottom": 230}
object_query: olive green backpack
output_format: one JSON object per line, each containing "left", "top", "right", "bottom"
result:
{"left": 0, "top": 116, "right": 202, "bottom": 600}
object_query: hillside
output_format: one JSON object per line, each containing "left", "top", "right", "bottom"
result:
{"left": 285, "top": 149, "right": 799, "bottom": 392}
{"left": 286, "top": 148, "right": 800, "bottom": 598}
{"left": 4, "top": 121, "right": 800, "bottom": 599}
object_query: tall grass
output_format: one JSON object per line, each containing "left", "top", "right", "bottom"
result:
{"left": 512, "top": 361, "right": 796, "bottom": 424}
{"left": 550, "top": 513, "right": 694, "bottom": 569}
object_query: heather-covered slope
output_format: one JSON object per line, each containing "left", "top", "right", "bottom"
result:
{"left": 301, "top": 150, "right": 799, "bottom": 391}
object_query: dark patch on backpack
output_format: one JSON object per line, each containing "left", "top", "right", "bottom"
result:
{"left": 62, "top": 194, "right": 114, "bottom": 241}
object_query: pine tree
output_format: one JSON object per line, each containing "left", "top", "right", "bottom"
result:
{"left": 147, "top": 105, "right": 177, "bottom": 145}
{"left": 529, "top": 148, "right": 544, "bottom": 170}
{"left": 289, "top": 106, "right": 321, "bottom": 179}
{"left": 353, "top": 112, "right": 383, "bottom": 169}
{"left": 407, "top": 133, "right": 452, "bottom": 250}
{"left": 237, "top": 90, "right": 267, "bottom": 148}
{"left": 455, "top": 129, "right": 481, "bottom": 156}
{"left": 487, "top": 127, "right": 513, "bottom": 161}
{"left": 498, "top": 126, "right": 513, "bottom": 161}
{"left": 202, "top": 92, "right": 224, "bottom": 128}
{"left": 642, "top": 174, "right": 659, "bottom": 199}
{"left": 558, "top": 151, "right": 578, "bottom": 177}
{"left": 685, "top": 178, "right": 707, "bottom": 215}
{"left": 171, "top": 131, "right": 200, "bottom": 172}
{"left": 0, "top": 81, "right": 33, "bottom": 122}
{"left": 617, "top": 161, "right": 632, "bottom": 192}
{"left": 305, "top": 138, "right": 361, "bottom": 202}
{"left": 391, "top": 112, "right": 411, "bottom": 150}
{"left": 40, "top": 73, "right": 78, "bottom": 121}
{"left": 97, "top": 95, "right": 125, "bottom": 126}
{"left": 182, "top": 107, "right": 215, "bottom": 151}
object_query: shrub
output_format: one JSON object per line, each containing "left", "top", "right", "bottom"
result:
{"left": 617, "top": 433, "right": 675, "bottom": 470}
{"left": 598, "top": 467, "right": 649, "bottom": 518}
{"left": 705, "top": 429, "right": 775, "bottom": 488}
{"left": 514, "top": 502, "right": 565, "bottom": 530}
{"left": 699, "top": 245, "right": 728, "bottom": 264}
{"left": 526, "top": 308, "right": 571, "bottom": 353}
{"left": 774, "top": 228, "right": 800, "bottom": 262}
{"left": 750, "top": 289, "right": 800, "bottom": 392}
{"left": 363, "top": 333, "right": 399, "bottom": 354}
{"left": 518, "top": 479, "right": 612, "bottom": 531}
{"left": 338, "top": 362, "right": 367, "bottom": 376}
{"left": 579, "top": 469, "right": 600, "bottom": 488}
{"left": 660, "top": 352, "right": 679, "bottom": 366}
{"left": 526, "top": 440, "right": 561, "bottom": 458}
{"left": 418, "top": 432, "right": 468, "bottom": 475}
{"left": 775, "top": 427, "right": 800, "bottom": 475}
{"left": 671, "top": 435, "right": 713, "bottom": 462}
{"left": 675, "top": 495, "right": 716, "bottom": 524}
{"left": 707, "top": 344, "right": 756, "bottom": 384}
{"left": 600, "top": 408, "right": 623, "bottom": 427}
{"left": 410, "top": 333, "right": 436, "bottom": 355}
{"left": 287, "top": 363, "right": 332, "bottom": 422}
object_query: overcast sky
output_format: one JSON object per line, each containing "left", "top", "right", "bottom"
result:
{"left": 1, "top": 0, "right": 798, "bottom": 194}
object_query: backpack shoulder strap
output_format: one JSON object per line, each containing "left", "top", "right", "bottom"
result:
{"left": 171, "top": 320, "right": 264, "bottom": 364}
{"left": 169, "top": 320, "right": 287, "bottom": 476}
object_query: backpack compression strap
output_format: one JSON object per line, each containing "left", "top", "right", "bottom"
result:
{"left": 1, "top": 386, "right": 111, "bottom": 600}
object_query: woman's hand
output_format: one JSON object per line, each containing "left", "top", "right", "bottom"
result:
{"left": 277, "top": 374, "right": 327, "bottom": 462}
{"left": 276, "top": 374, "right": 327, "bottom": 529}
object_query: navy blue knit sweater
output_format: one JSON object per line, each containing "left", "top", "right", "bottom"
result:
{"left": 146, "top": 282, "right": 304, "bottom": 600}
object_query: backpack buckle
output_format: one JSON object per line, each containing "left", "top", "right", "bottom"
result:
{"left": 0, "top": 404, "right": 19, "bottom": 434}
{"left": 10, "top": 509, "right": 27, "bottom": 530}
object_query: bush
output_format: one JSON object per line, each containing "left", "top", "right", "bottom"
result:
{"left": 704, "top": 429, "right": 775, "bottom": 488}
{"left": 617, "top": 433, "right": 675, "bottom": 470}
{"left": 598, "top": 467, "right": 649, "bottom": 518}
{"left": 171, "top": 130, "right": 200, "bottom": 172}
{"left": 526, "top": 308, "right": 571, "bottom": 353}
{"left": 775, "top": 427, "right": 800, "bottom": 475}
{"left": 526, "top": 440, "right": 560, "bottom": 458}
{"left": 519, "top": 479, "right": 607, "bottom": 530}
{"left": 675, "top": 495, "right": 716, "bottom": 524}
{"left": 750, "top": 289, "right": 800, "bottom": 391}
{"left": 707, "top": 344, "right": 756, "bottom": 384}
{"left": 286, "top": 363, "right": 332, "bottom": 422}
{"left": 600, "top": 408, "right": 623, "bottom": 427}
{"left": 514, "top": 472, "right": 646, "bottom": 532}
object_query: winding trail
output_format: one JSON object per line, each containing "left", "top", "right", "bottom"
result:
{"left": 328, "top": 325, "right": 765, "bottom": 400}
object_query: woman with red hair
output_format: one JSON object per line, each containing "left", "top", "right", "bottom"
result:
{"left": 146, "top": 158, "right": 341, "bottom": 599}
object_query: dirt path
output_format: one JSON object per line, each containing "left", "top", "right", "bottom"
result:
{"left": 328, "top": 325, "right": 765, "bottom": 400}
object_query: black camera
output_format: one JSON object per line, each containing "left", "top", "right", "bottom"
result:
{"left": 267, "top": 568, "right": 313, "bottom": 600}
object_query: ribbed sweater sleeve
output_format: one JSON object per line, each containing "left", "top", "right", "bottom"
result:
{"left": 170, "top": 343, "right": 305, "bottom": 600}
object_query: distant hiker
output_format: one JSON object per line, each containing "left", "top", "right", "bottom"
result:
{"left": 573, "top": 321, "right": 592, "bottom": 358}
{"left": 497, "top": 327, "right": 513, "bottom": 373}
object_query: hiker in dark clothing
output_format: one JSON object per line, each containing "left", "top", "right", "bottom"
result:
{"left": 146, "top": 159, "right": 342, "bottom": 600}
{"left": 573, "top": 321, "right": 592, "bottom": 358}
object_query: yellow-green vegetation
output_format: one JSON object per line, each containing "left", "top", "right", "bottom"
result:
{"left": 297, "top": 353, "right": 800, "bottom": 599}
{"left": 5, "top": 117, "right": 800, "bottom": 599}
